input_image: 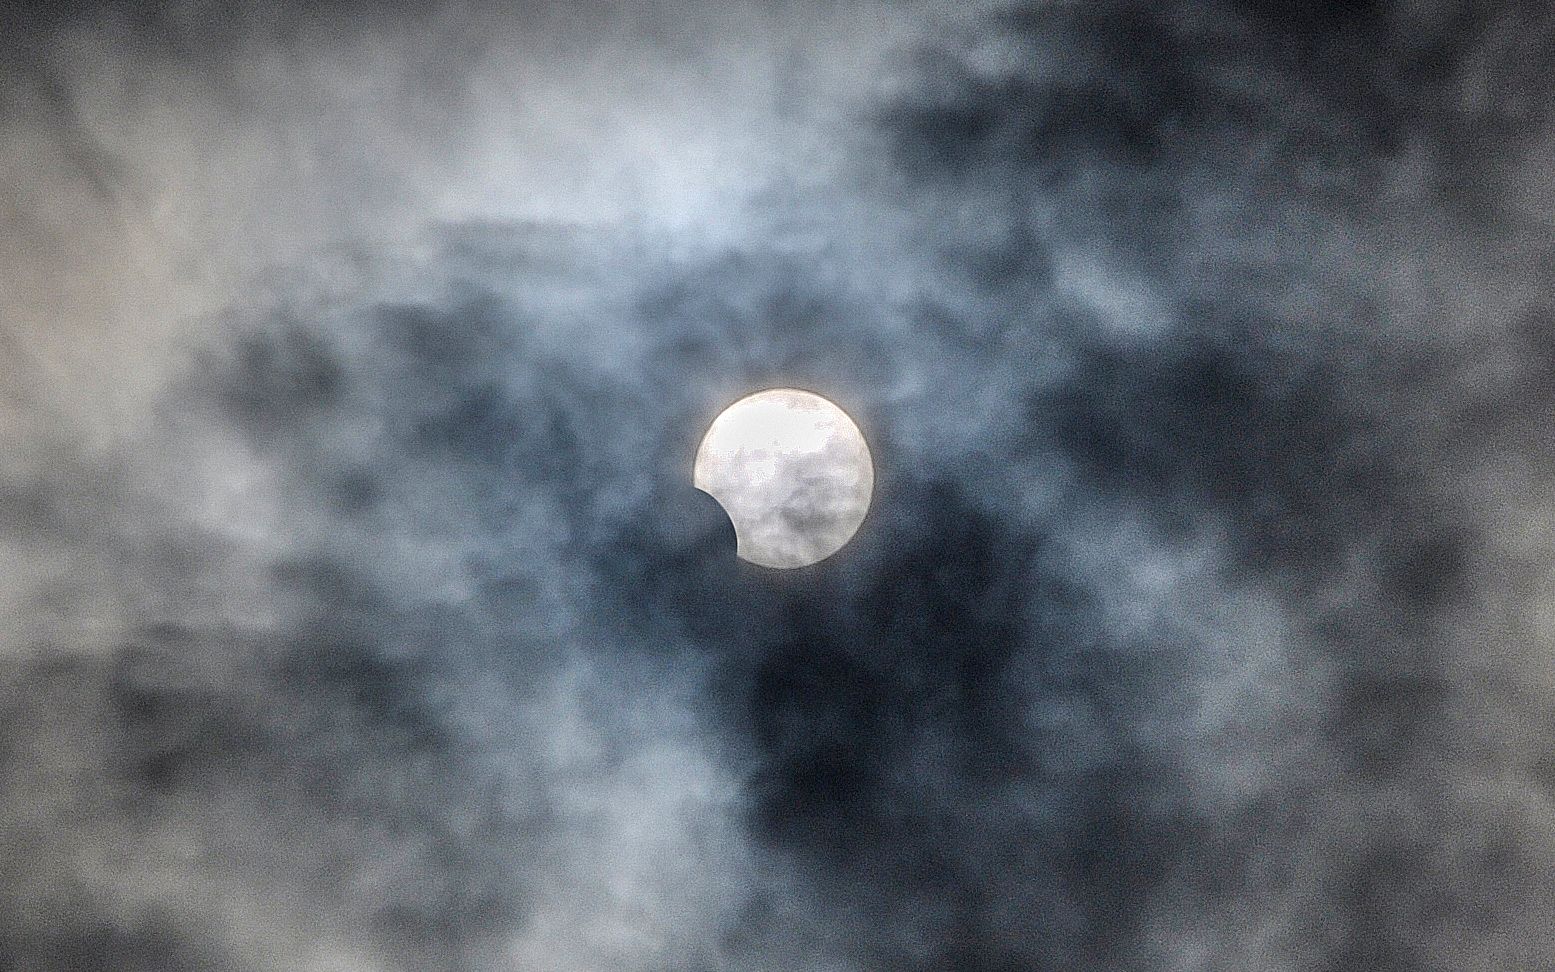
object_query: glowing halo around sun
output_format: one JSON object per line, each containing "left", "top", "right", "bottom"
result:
{"left": 693, "top": 388, "right": 874, "bottom": 569}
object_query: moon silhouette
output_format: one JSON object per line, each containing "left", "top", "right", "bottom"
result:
{"left": 693, "top": 388, "right": 874, "bottom": 569}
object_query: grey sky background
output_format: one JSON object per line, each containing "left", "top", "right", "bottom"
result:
{"left": 5, "top": 1, "right": 1555, "bottom": 969}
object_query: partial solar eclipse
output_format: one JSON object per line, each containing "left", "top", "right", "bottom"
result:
{"left": 694, "top": 388, "right": 874, "bottom": 569}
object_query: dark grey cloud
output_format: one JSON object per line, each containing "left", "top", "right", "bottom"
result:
{"left": 5, "top": 1, "right": 1555, "bottom": 970}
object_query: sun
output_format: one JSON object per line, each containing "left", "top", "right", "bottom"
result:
{"left": 693, "top": 388, "right": 874, "bottom": 569}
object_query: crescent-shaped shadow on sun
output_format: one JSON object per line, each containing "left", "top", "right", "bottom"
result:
{"left": 678, "top": 484, "right": 739, "bottom": 560}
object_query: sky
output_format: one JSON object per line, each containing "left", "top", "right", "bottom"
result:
{"left": 4, "top": 0, "right": 1555, "bottom": 969}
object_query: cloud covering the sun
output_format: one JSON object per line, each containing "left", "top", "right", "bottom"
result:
{"left": 5, "top": 1, "right": 1555, "bottom": 969}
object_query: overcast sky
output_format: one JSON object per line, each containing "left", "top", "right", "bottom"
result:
{"left": 5, "top": 1, "right": 1555, "bottom": 969}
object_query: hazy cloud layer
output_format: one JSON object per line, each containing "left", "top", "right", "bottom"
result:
{"left": 5, "top": 1, "right": 1555, "bottom": 970}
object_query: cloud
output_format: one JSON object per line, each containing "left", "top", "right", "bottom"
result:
{"left": 6, "top": 1, "right": 1555, "bottom": 970}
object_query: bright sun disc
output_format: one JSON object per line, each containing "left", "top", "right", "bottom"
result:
{"left": 693, "top": 388, "right": 874, "bottom": 569}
